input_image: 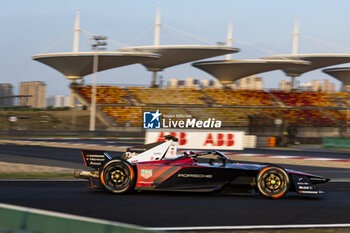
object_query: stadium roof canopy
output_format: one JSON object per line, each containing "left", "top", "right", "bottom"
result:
{"left": 262, "top": 54, "right": 350, "bottom": 77}
{"left": 117, "top": 45, "right": 239, "bottom": 71}
{"left": 323, "top": 67, "right": 350, "bottom": 86}
{"left": 32, "top": 52, "right": 160, "bottom": 79}
{"left": 192, "top": 59, "right": 310, "bottom": 83}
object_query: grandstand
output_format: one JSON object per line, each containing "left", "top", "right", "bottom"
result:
{"left": 269, "top": 91, "right": 337, "bottom": 107}
{"left": 31, "top": 9, "right": 350, "bottom": 136}
{"left": 74, "top": 86, "right": 129, "bottom": 104}
{"left": 203, "top": 89, "right": 275, "bottom": 106}
{"left": 70, "top": 84, "right": 349, "bottom": 128}
{"left": 127, "top": 87, "right": 206, "bottom": 105}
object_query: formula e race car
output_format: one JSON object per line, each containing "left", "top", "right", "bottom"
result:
{"left": 74, "top": 135, "right": 330, "bottom": 199}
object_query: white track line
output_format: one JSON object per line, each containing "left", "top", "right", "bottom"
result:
{"left": 2, "top": 204, "right": 349, "bottom": 232}
{"left": 146, "top": 223, "right": 350, "bottom": 231}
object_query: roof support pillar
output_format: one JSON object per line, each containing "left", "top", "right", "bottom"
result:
{"left": 292, "top": 18, "right": 299, "bottom": 55}
{"left": 154, "top": 6, "right": 161, "bottom": 46}
{"left": 73, "top": 9, "right": 80, "bottom": 53}
{"left": 291, "top": 76, "right": 296, "bottom": 90}
{"left": 151, "top": 71, "right": 158, "bottom": 88}
{"left": 226, "top": 20, "right": 233, "bottom": 60}
{"left": 70, "top": 86, "right": 76, "bottom": 108}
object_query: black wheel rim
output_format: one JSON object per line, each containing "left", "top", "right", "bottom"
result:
{"left": 259, "top": 169, "right": 287, "bottom": 197}
{"left": 103, "top": 163, "right": 131, "bottom": 191}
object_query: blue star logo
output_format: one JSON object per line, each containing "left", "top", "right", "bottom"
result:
{"left": 143, "top": 110, "right": 161, "bottom": 129}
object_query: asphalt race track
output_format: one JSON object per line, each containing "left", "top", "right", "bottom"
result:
{"left": 0, "top": 181, "right": 349, "bottom": 228}
{"left": 0, "top": 142, "right": 350, "bottom": 178}
{"left": 0, "top": 139, "right": 350, "bottom": 228}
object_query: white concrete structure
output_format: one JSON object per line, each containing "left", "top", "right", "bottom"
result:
{"left": 193, "top": 59, "right": 309, "bottom": 84}
{"left": 118, "top": 45, "right": 238, "bottom": 88}
{"left": 263, "top": 54, "right": 350, "bottom": 78}
{"left": 323, "top": 67, "right": 350, "bottom": 90}
{"left": 32, "top": 52, "right": 160, "bottom": 81}
{"left": 118, "top": 45, "right": 238, "bottom": 71}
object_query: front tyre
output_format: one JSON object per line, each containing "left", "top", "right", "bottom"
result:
{"left": 257, "top": 166, "right": 290, "bottom": 199}
{"left": 100, "top": 160, "right": 136, "bottom": 194}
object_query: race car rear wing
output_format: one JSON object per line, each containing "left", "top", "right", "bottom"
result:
{"left": 81, "top": 135, "right": 179, "bottom": 169}
{"left": 122, "top": 134, "right": 179, "bottom": 163}
{"left": 81, "top": 150, "right": 112, "bottom": 169}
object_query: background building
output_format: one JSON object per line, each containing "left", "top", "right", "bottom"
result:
{"left": 47, "top": 95, "right": 70, "bottom": 108}
{"left": 200, "top": 79, "right": 223, "bottom": 88}
{"left": 236, "top": 75, "right": 263, "bottom": 90}
{"left": 202, "top": 76, "right": 263, "bottom": 90}
{"left": 0, "top": 83, "right": 14, "bottom": 106}
{"left": 167, "top": 78, "right": 201, "bottom": 89}
{"left": 19, "top": 81, "right": 46, "bottom": 108}
{"left": 279, "top": 80, "right": 293, "bottom": 91}
{"left": 279, "top": 79, "right": 335, "bottom": 92}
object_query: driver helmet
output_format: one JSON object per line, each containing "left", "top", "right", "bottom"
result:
{"left": 183, "top": 150, "right": 196, "bottom": 157}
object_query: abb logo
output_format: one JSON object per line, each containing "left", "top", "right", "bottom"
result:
{"left": 156, "top": 132, "right": 235, "bottom": 147}
{"left": 203, "top": 133, "right": 234, "bottom": 147}
{"left": 157, "top": 132, "right": 187, "bottom": 145}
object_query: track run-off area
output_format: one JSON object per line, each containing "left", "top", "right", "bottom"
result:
{"left": 0, "top": 138, "right": 350, "bottom": 230}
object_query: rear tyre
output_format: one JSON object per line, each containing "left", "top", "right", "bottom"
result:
{"left": 99, "top": 160, "right": 136, "bottom": 194}
{"left": 257, "top": 166, "right": 290, "bottom": 199}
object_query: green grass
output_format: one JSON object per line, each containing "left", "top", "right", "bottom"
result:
{"left": 260, "top": 146, "right": 300, "bottom": 150}
{"left": 0, "top": 172, "right": 75, "bottom": 179}
{"left": 329, "top": 147, "right": 350, "bottom": 151}
{"left": 186, "top": 228, "right": 350, "bottom": 233}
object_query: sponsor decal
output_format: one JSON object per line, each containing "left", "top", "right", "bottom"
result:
{"left": 123, "top": 152, "right": 137, "bottom": 160}
{"left": 86, "top": 154, "right": 105, "bottom": 158}
{"left": 297, "top": 182, "right": 310, "bottom": 186}
{"left": 298, "top": 186, "right": 313, "bottom": 190}
{"left": 90, "top": 162, "right": 103, "bottom": 166}
{"left": 140, "top": 169, "right": 153, "bottom": 179}
{"left": 203, "top": 133, "right": 234, "bottom": 146}
{"left": 145, "top": 130, "right": 245, "bottom": 150}
{"left": 86, "top": 158, "right": 105, "bottom": 161}
{"left": 155, "top": 132, "right": 235, "bottom": 146}
{"left": 84, "top": 154, "right": 109, "bottom": 168}
{"left": 299, "top": 190, "right": 319, "bottom": 194}
{"left": 293, "top": 175, "right": 318, "bottom": 194}
{"left": 138, "top": 181, "right": 154, "bottom": 185}
{"left": 178, "top": 173, "right": 213, "bottom": 178}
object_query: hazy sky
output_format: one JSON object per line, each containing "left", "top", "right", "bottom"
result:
{"left": 2, "top": 0, "right": 350, "bottom": 96}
